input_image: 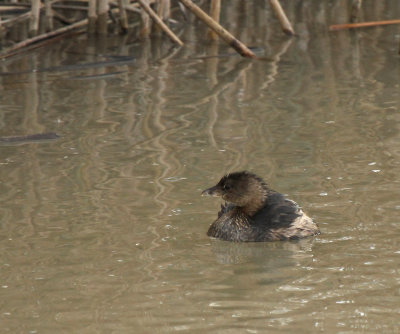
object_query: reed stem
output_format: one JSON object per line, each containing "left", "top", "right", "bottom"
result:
{"left": 0, "top": 18, "right": 88, "bottom": 59}
{"left": 88, "top": 0, "right": 97, "bottom": 34}
{"left": 137, "top": 0, "right": 183, "bottom": 45}
{"left": 29, "top": 0, "right": 41, "bottom": 36}
{"left": 350, "top": 0, "right": 362, "bottom": 22}
{"left": 178, "top": 0, "right": 256, "bottom": 58}
{"left": 139, "top": 0, "right": 151, "bottom": 38}
{"left": 44, "top": 0, "right": 54, "bottom": 31}
{"left": 118, "top": 0, "right": 129, "bottom": 32}
{"left": 97, "top": 0, "right": 109, "bottom": 34}
{"left": 268, "top": 0, "right": 295, "bottom": 36}
{"left": 330, "top": 19, "right": 400, "bottom": 31}
{"left": 207, "top": 0, "right": 221, "bottom": 41}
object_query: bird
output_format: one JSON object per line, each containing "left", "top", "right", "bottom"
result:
{"left": 202, "top": 171, "right": 320, "bottom": 242}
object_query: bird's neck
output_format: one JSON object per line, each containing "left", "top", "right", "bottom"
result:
{"left": 239, "top": 182, "right": 269, "bottom": 216}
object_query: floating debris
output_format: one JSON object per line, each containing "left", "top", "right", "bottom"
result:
{"left": 0, "top": 132, "right": 60, "bottom": 145}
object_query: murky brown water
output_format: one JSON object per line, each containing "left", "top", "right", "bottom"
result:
{"left": 1, "top": 1, "right": 400, "bottom": 333}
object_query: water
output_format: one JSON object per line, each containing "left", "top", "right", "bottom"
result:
{"left": 1, "top": 1, "right": 399, "bottom": 333}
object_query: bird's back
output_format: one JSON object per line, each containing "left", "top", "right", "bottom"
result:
{"left": 209, "top": 191, "right": 319, "bottom": 242}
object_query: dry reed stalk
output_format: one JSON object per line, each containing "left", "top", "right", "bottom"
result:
{"left": 154, "top": 0, "right": 163, "bottom": 35}
{"left": 88, "top": 0, "right": 97, "bottom": 33}
{"left": 115, "top": 3, "right": 141, "bottom": 14}
{"left": 139, "top": 0, "right": 151, "bottom": 38}
{"left": 0, "top": 10, "right": 31, "bottom": 28}
{"left": 268, "top": 0, "right": 295, "bottom": 36}
{"left": 0, "top": 17, "right": 3, "bottom": 40}
{"left": 161, "top": 0, "right": 171, "bottom": 19}
{"left": 350, "top": 0, "right": 362, "bottom": 22}
{"left": 29, "top": 0, "right": 41, "bottom": 36}
{"left": 118, "top": 0, "right": 129, "bottom": 32}
{"left": 137, "top": 0, "right": 183, "bottom": 45}
{"left": 44, "top": 0, "right": 54, "bottom": 31}
{"left": 0, "top": 18, "right": 89, "bottom": 59}
{"left": 207, "top": 0, "right": 220, "bottom": 41}
{"left": 154, "top": 0, "right": 170, "bottom": 35}
{"left": 329, "top": 19, "right": 400, "bottom": 31}
{"left": 178, "top": 0, "right": 256, "bottom": 58}
{"left": 97, "top": 0, "right": 109, "bottom": 34}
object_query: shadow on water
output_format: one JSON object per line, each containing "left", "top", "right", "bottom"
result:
{"left": 209, "top": 237, "right": 316, "bottom": 265}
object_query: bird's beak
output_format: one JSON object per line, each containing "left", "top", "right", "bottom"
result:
{"left": 201, "top": 185, "right": 221, "bottom": 197}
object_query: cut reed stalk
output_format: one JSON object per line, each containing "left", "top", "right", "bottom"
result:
{"left": 207, "top": 0, "right": 221, "bottom": 41}
{"left": 161, "top": 0, "right": 171, "bottom": 20}
{"left": 29, "top": 0, "right": 41, "bottom": 36}
{"left": 118, "top": 0, "right": 129, "bottom": 32}
{"left": 178, "top": 0, "right": 256, "bottom": 58}
{"left": 0, "top": 17, "right": 88, "bottom": 59}
{"left": 139, "top": 0, "right": 151, "bottom": 38}
{"left": 350, "top": 0, "right": 362, "bottom": 22}
{"left": 268, "top": 0, "right": 295, "bottom": 36}
{"left": 137, "top": 0, "right": 183, "bottom": 45}
{"left": 154, "top": 0, "right": 170, "bottom": 35}
{"left": 88, "top": 0, "right": 97, "bottom": 34}
{"left": 44, "top": 0, "right": 54, "bottom": 31}
{"left": 330, "top": 19, "right": 400, "bottom": 31}
{"left": 97, "top": 0, "right": 109, "bottom": 34}
{"left": 0, "top": 10, "right": 31, "bottom": 28}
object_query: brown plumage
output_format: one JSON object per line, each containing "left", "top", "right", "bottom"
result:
{"left": 202, "top": 171, "right": 320, "bottom": 242}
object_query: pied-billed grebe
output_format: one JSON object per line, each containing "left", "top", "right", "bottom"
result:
{"left": 202, "top": 171, "right": 320, "bottom": 242}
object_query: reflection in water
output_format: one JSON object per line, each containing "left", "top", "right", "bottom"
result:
{"left": 0, "top": 1, "right": 400, "bottom": 333}
{"left": 210, "top": 237, "right": 315, "bottom": 265}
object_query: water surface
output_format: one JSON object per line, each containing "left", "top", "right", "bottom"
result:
{"left": 0, "top": 1, "right": 399, "bottom": 333}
